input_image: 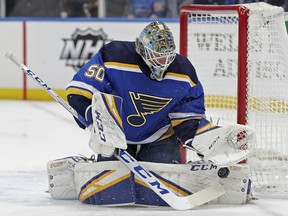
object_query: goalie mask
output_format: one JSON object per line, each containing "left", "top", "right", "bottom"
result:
{"left": 136, "top": 21, "right": 176, "bottom": 81}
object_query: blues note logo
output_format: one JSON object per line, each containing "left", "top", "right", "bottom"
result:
{"left": 127, "top": 92, "right": 172, "bottom": 127}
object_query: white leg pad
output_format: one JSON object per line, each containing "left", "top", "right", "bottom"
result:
{"left": 142, "top": 161, "right": 252, "bottom": 205}
{"left": 47, "top": 157, "right": 252, "bottom": 205}
{"left": 47, "top": 156, "right": 88, "bottom": 199}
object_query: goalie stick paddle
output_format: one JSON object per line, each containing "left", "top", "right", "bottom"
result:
{"left": 5, "top": 52, "right": 225, "bottom": 210}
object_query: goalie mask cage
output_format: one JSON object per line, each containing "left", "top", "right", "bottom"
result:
{"left": 180, "top": 2, "right": 288, "bottom": 193}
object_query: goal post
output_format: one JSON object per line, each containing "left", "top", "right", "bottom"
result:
{"left": 180, "top": 2, "right": 288, "bottom": 193}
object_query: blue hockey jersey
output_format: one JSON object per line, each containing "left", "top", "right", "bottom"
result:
{"left": 66, "top": 41, "right": 205, "bottom": 144}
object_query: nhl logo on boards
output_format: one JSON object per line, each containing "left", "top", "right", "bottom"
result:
{"left": 60, "top": 28, "right": 112, "bottom": 71}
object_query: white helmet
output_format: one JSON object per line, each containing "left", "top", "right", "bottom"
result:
{"left": 136, "top": 21, "right": 176, "bottom": 81}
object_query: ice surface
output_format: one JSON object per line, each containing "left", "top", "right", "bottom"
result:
{"left": 0, "top": 100, "right": 287, "bottom": 216}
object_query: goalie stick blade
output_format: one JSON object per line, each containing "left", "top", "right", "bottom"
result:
{"left": 180, "top": 183, "right": 225, "bottom": 209}
{"left": 116, "top": 150, "right": 225, "bottom": 210}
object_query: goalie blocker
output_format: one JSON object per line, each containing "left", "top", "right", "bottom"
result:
{"left": 47, "top": 156, "right": 252, "bottom": 206}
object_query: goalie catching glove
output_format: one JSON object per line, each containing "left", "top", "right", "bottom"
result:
{"left": 184, "top": 118, "right": 255, "bottom": 166}
{"left": 88, "top": 92, "right": 127, "bottom": 157}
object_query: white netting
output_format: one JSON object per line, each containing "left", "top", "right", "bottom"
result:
{"left": 245, "top": 3, "right": 288, "bottom": 193}
{"left": 186, "top": 10, "right": 239, "bottom": 124}
{"left": 182, "top": 2, "right": 288, "bottom": 193}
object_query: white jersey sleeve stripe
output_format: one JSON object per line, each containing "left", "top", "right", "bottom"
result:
{"left": 67, "top": 81, "right": 99, "bottom": 93}
{"left": 169, "top": 112, "right": 205, "bottom": 120}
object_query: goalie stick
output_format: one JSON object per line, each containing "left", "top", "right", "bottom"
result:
{"left": 5, "top": 52, "right": 225, "bottom": 210}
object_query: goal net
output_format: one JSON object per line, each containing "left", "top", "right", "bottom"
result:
{"left": 180, "top": 2, "right": 288, "bottom": 193}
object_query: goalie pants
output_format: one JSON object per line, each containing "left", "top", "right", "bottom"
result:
{"left": 97, "top": 134, "right": 182, "bottom": 164}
